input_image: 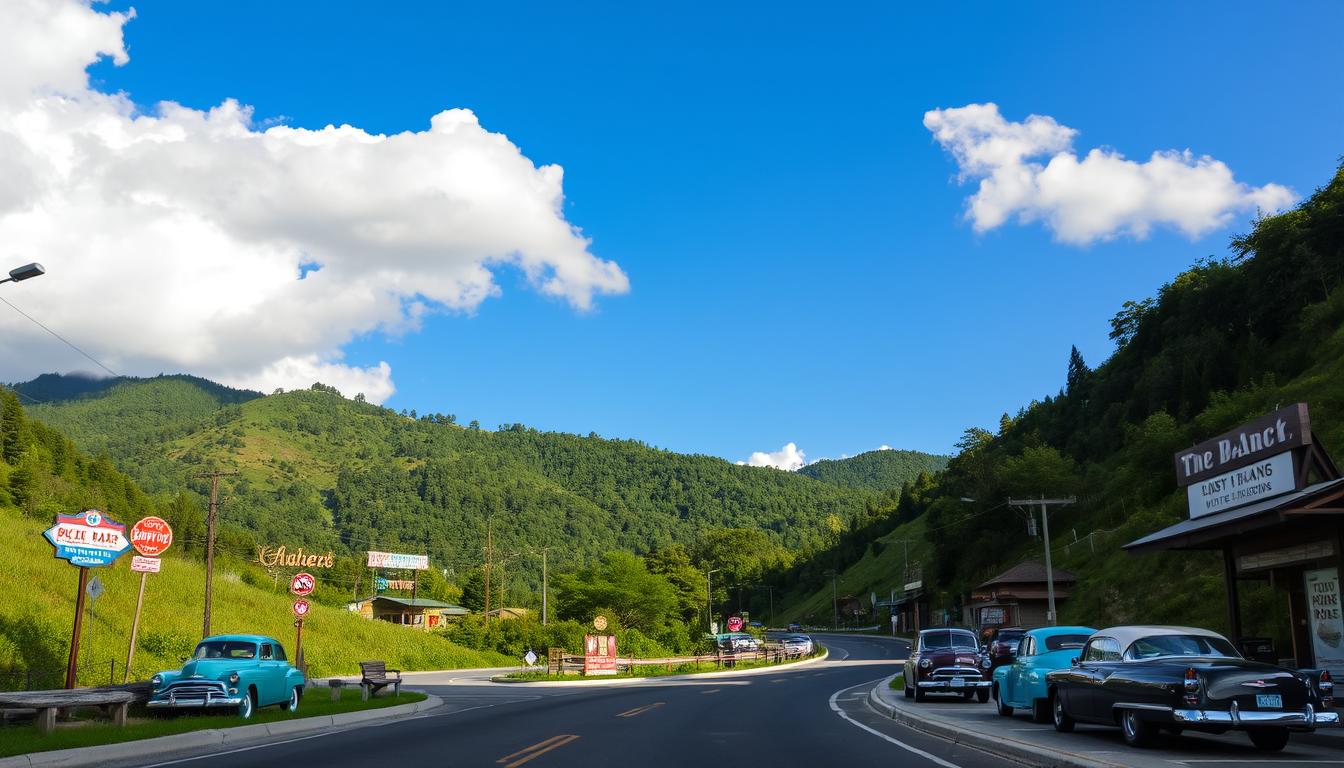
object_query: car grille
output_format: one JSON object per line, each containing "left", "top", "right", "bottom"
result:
{"left": 164, "top": 681, "right": 227, "bottom": 703}
{"left": 929, "top": 666, "right": 983, "bottom": 680}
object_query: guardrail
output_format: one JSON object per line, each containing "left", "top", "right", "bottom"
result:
{"left": 543, "top": 645, "right": 811, "bottom": 676}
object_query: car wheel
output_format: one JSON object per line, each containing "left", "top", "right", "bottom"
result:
{"left": 914, "top": 686, "right": 926, "bottom": 702}
{"left": 1120, "top": 708, "right": 1158, "bottom": 748}
{"left": 904, "top": 681, "right": 914, "bottom": 699}
{"left": 995, "top": 685, "right": 1013, "bottom": 717}
{"left": 1247, "top": 727, "right": 1290, "bottom": 752}
{"left": 237, "top": 689, "right": 256, "bottom": 719}
{"left": 284, "top": 686, "right": 301, "bottom": 713}
{"left": 961, "top": 690, "right": 975, "bottom": 701}
{"left": 1051, "top": 692, "right": 1075, "bottom": 733}
{"left": 976, "top": 689, "right": 989, "bottom": 703}
{"left": 1031, "top": 697, "right": 1051, "bottom": 724}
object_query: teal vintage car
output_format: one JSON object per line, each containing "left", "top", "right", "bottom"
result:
{"left": 992, "top": 626, "right": 1094, "bottom": 722}
{"left": 147, "top": 634, "right": 306, "bottom": 718}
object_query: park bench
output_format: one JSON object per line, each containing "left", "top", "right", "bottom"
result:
{"left": 358, "top": 660, "right": 401, "bottom": 700}
{"left": 0, "top": 688, "right": 141, "bottom": 734}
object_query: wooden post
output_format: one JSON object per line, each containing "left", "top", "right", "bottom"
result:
{"left": 65, "top": 567, "right": 89, "bottom": 689}
{"left": 1223, "top": 547, "right": 1243, "bottom": 642}
{"left": 125, "top": 571, "right": 148, "bottom": 683}
{"left": 294, "top": 619, "right": 304, "bottom": 671}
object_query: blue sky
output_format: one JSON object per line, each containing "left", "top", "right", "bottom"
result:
{"left": 70, "top": 1, "right": 1344, "bottom": 462}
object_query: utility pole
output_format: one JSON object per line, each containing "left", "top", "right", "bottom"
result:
{"left": 483, "top": 520, "right": 492, "bottom": 622}
{"left": 197, "top": 470, "right": 236, "bottom": 639}
{"left": 535, "top": 547, "right": 551, "bottom": 625}
{"left": 1008, "top": 495, "right": 1075, "bottom": 626}
{"left": 825, "top": 569, "right": 838, "bottom": 630}
{"left": 892, "top": 538, "right": 914, "bottom": 584}
{"left": 706, "top": 569, "right": 720, "bottom": 633}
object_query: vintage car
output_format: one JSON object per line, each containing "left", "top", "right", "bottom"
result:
{"left": 1046, "top": 625, "right": 1338, "bottom": 750}
{"left": 147, "top": 634, "right": 306, "bottom": 719}
{"left": 982, "top": 626, "right": 1027, "bottom": 672}
{"left": 992, "top": 625, "right": 1095, "bottom": 722}
{"left": 904, "top": 627, "right": 992, "bottom": 702}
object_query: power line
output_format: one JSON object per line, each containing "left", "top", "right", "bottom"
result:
{"left": 0, "top": 295, "right": 119, "bottom": 377}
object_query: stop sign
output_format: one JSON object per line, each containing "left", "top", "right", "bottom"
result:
{"left": 727, "top": 616, "right": 744, "bottom": 632}
{"left": 290, "top": 572, "right": 315, "bottom": 596}
{"left": 130, "top": 516, "right": 173, "bottom": 557}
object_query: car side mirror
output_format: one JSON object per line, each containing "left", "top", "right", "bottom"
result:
{"left": 1071, "top": 657, "right": 1080, "bottom": 666}
{"left": 179, "top": 657, "right": 189, "bottom": 663}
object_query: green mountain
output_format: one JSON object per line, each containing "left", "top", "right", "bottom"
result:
{"left": 798, "top": 449, "right": 948, "bottom": 491}
{"left": 777, "top": 160, "right": 1344, "bottom": 641}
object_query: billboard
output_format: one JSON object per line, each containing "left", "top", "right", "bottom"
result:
{"left": 367, "top": 551, "right": 429, "bottom": 570}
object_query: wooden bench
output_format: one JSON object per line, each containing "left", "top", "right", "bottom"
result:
{"left": 358, "top": 661, "right": 401, "bottom": 700}
{"left": 0, "top": 689, "right": 138, "bottom": 734}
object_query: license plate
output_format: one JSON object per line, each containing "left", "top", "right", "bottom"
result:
{"left": 950, "top": 678, "right": 965, "bottom": 688}
{"left": 1256, "top": 694, "right": 1282, "bottom": 709}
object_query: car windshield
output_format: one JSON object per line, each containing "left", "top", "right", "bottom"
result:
{"left": 1043, "top": 634, "right": 1089, "bottom": 651}
{"left": 1124, "top": 634, "right": 1240, "bottom": 660}
{"left": 923, "top": 630, "right": 978, "bottom": 650}
{"left": 995, "top": 631, "right": 1024, "bottom": 644}
{"left": 192, "top": 641, "right": 258, "bottom": 660}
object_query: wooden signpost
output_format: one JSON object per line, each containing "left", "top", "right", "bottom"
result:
{"left": 125, "top": 517, "right": 173, "bottom": 683}
{"left": 43, "top": 509, "right": 132, "bottom": 689}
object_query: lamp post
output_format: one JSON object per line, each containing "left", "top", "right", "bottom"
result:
{"left": 706, "top": 569, "right": 720, "bottom": 633}
{"left": 0, "top": 263, "right": 44, "bottom": 285}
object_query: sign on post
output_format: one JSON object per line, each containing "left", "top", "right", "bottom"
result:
{"left": 86, "top": 576, "right": 104, "bottom": 601}
{"left": 130, "top": 516, "right": 173, "bottom": 557}
{"left": 293, "top": 599, "right": 311, "bottom": 618}
{"left": 366, "top": 551, "right": 429, "bottom": 570}
{"left": 131, "top": 556, "right": 162, "bottom": 573}
{"left": 290, "top": 572, "right": 316, "bottom": 597}
{"left": 44, "top": 510, "right": 132, "bottom": 567}
{"left": 583, "top": 634, "right": 618, "bottom": 676}
{"left": 727, "top": 616, "right": 744, "bottom": 632}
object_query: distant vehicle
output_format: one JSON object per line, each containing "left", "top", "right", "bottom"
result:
{"left": 982, "top": 626, "right": 1026, "bottom": 672}
{"left": 992, "top": 626, "right": 1094, "bottom": 722}
{"left": 1046, "top": 626, "right": 1338, "bottom": 751}
{"left": 787, "top": 623, "right": 802, "bottom": 632}
{"left": 748, "top": 621, "right": 764, "bottom": 628}
{"left": 781, "top": 635, "right": 814, "bottom": 657}
{"left": 904, "top": 628, "right": 991, "bottom": 703}
{"left": 147, "top": 634, "right": 306, "bottom": 719}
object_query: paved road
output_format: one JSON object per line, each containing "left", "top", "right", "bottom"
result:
{"left": 121, "top": 633, "right": 1016, "bottom": 768}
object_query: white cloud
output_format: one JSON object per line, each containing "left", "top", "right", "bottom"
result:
{"left": 737, "top": 442, "right": 807, "bottom": 471}
{"left": 0, "top": 0, "right": 628, "bottom": 403}
{"left": 923, "top": 103, "right": 1296, "bottom": 244}
{"left": 878, "top": 444, "right": 892, "bottom": 451}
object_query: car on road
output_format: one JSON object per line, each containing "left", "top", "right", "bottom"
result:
{"left": 147, "top": 634, "right": 306, "bottom": 719}
{"left": 981, "top": 626, "right": 1026, "bottom": 672}
{"left": 787, "top": 623, "right": 803, "bottom": 632}
{"left": 1046, "top": 625, "right": 1338, "bottom": 751}
{"left": 904, "top": 627, "right": 991, "bottom": 702}
{"left": 781, "top": 635, "right": 814, "bottom": 657}
{"left": 992, "top": 625, "right": 1094, "bottom": 722}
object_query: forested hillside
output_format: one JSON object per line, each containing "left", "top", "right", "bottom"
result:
{"left": 777, "top": 161, "right": 1344, "bottom": 639}
{"left": 798, "top": 449, "right": 947, "bottom": 491}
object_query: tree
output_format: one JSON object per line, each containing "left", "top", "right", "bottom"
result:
{"left": 1066, "top": 345, "right": 1090, "bottom": 395}
{"left": 460, "top": 568, "right": 486, "bottom": 612}
{"left": 553, "top": 551, "right": 678, "bottom": 633}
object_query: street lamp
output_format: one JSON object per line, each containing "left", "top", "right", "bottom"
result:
{"left": 0, "top": 262, "right": 44, "bottom": 285}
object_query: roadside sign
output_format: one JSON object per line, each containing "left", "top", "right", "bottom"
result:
{"left": 523, "top": 649, "right": 538, "bottom": 667}
{"left": 292, "top": 598, "right": 311, "bottom": 618}
{"left": 86, "top": 576, "right": 104, "bottom": 600}
{"left": 727, "top": 616, "right": 744, "bottom": 632}
{"left": 44, "top": 509, "right": 132, "bottom": 568}
{"left": 131, "top": 555, "right": 162, "bottom": 573}
{"left": 593, "top": 615, "right": 608, "bottom": 631}
{"left": 130, "top": 516, "right": 173, "bottom": 557}
{"left": 290, "top": 572, "right": 316, "bottom": 597}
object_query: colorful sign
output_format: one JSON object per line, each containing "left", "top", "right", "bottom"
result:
{"left": 584, "top": 634, "right": 618, "bottom": 676}
{"left": 43, "top": 510, "right": 132, "bottom": 568}
{"left": 290, "top": 572, "right": 316, "bottom": 597}
{"left": 1186, "top": 451, "right": 1297, "bottom": 518}
{"left": 292, "top": 598, "right": 311, "bottom": 618}
{"left": 1306, "top": 568, "right": 1344, "bottom": 679}
{"left": 131, "top": 555, "right": 162, "bottom": 573}
{"left": 593, "top": 615, "right": 608, "bottom": 631}
{"left": 130, "top": 516, "right": 173, "bottom": 557}
{"left": 727, "top": 616, "right": 744, "bottom": 632}
{"left": 257, "top": 546, "right": 335, "bottom": 568}
{"left": 1173, "top": 404, "right": 1310, "bottom": 487}
{"left": 384, "top": 579, "right": 415, "bottom": 590}
{"left": 366, "top": 551, "right": 429, "bottom": 570}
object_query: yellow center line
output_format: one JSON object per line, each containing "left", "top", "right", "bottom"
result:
{"left": 615, "top": 701, "right": 665, "bottom": 717}
{"left": 497, "top": 734, "right": 581, "bottom": 768}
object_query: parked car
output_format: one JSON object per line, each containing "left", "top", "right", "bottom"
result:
{"left": 1046, "top": 625, "right": 1338, "bottom": 751}
{"left": 787, "top": 623, "right": 803, "bottom": 632}
{"left": 781, "top": 635, "right": 814, "bottom": 657}
{"left": 147, "top": 634, "right": 306, "bottom": 719}
{"left": 982, "top": 626, "right": 1027, "bottom": 672}
{"left": 992, "top": 626, "right": 1095, "bottom": 722}
{"left": 904, "top": 627, "right": 991, "bottom": 702}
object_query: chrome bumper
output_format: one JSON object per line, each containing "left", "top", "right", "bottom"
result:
{"left": 917, "top": 679, "right": 992, "bottom": 690}
{"left": 1171, "top": 703, "right": 1340, "bottom": 729}
{"left": 147, "top": 694, "right": 246, "bottom": 709}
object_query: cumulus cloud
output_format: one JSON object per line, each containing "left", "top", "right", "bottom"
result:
{"left": 737, "top": 442, "right": 807, "bottom": 471}
{"left": 923, "top": 103, "right": 1296, "bottom": 244}
{"left": 0, "top": 0, "right": 628, "bottom": 402}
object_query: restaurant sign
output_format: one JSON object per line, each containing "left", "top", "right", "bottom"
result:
{"left": 1173, "top": 404, "right": 1310, "bottom": 487}
{"left": 366, "top": 551, "right": 429, "bottom": 570}
{"left": 44, "top": 510, "right": 132, "bottom": 567}
{"left": 1186, "top": 451, "right": 1297, "bottom": 519}
{"left": 1306, "top": 568, "right": 1344, "bottom": 680}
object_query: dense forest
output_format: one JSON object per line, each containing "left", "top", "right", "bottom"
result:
{"left": 775, "top": 161, "right": 1344, "bottom": 640}
{"left": 797, "top": 449, "right": 947, "bottom": 491}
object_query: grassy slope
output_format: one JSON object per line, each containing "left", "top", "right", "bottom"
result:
{"left": 0, "top": 506, "right": 508, "bottom": 688}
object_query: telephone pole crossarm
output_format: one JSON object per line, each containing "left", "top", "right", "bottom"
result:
{"left": 1007, "top": 495, "right": 1075, "bottom": 626}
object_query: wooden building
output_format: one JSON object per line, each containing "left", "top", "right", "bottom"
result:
{"left": 967, "top": 560, "right": 1076, "bottom": 631}
{"left": 346, "top": 596, "right": 469, "bottom": 630}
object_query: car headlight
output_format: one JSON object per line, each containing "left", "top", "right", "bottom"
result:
{"left": 151, "top": 674, "right": 163, "bottom": 687}
{"left": 982, "top": 657, "right": 992, "bottom": 669}
{"left": 919, "top": 658, "right": 932, "bottom": 669}
{"left": 228, "top": 672, "right": 240, "bottom": 684}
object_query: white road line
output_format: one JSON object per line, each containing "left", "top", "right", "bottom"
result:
{"left": 828, "top": 680, "right": 963, "bottom": 768}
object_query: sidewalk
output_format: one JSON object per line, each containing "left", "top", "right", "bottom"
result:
{"left": 867, "top": 676, "right": 1344, "bottom": 768}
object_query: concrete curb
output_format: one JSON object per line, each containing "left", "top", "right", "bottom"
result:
{"left": 0, "top": 693, "right": 442, "bottom": 768}
{"left": 866, "top": 675, "right": 1125, "bottom": 768}
{"left": 490, "top": 648, "right": 830, "bottom": 686}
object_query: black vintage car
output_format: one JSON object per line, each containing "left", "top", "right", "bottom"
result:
{"left": 1046, "top": 625, "right": 1337, "bottom": 751}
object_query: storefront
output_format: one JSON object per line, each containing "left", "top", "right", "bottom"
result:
{"left": 1125, "top": 403, "right": 1344, "bottom": 674}
{"left": 967, "top": 560, "right": 1076, "bottom": 631}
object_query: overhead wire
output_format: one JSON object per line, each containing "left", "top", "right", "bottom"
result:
{"left": 0, "top": 294, "right": 120, "bottom": 376}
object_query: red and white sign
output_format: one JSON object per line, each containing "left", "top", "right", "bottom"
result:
{"left": 130, "top": 516, "right": 173, "bottom": 557}
{"left": 130, "top": 555, "right": 162, "bottom": 573}
{"left": 583, "top": 634, "right": 618, "bottom": 676}
{"left": 292, "top": 598, "right": 311, "bottom": 618}
{"left": 290, "top": 572, "right": 316, "bottom": 597}
{"left": 727, "top": 616, "right": 744, "bottom": 632}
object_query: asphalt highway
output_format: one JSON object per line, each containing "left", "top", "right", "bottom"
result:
{"left": 120, "top": 633, "right": 1017, "bottom": 768}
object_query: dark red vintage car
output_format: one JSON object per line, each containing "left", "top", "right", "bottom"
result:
{"left": 983, "top": 626, "right": 1026, "bottom": 672}
{"left": 904, "top": 627, "right": 992, "bottom": 702}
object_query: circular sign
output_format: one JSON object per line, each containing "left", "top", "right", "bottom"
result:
{"left": 727, "top": 616, "right": 744, "bottom": 632}
{"left": 292, "top": 598, "right": 310, "bottom": 618}
{"left": 130, "top": 516, "right": 173, "bottom": 557}
{"left": 290, "top": 572, "right": 316, "bottom": 597}
{"left": 593, "top": 615, "right": 608, "bottom": 631}
{"left": 85, "top": 510, "right": 102, "bottom": 526}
